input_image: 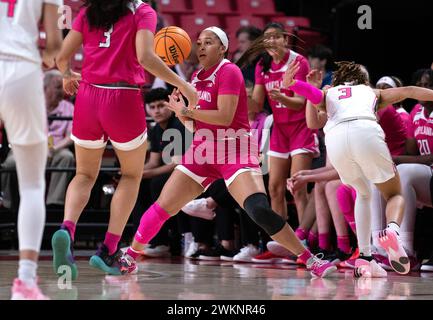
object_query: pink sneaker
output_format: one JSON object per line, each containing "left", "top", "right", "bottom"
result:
{"left": 354, "top": 258, "right": 387, "bottom": 278}
{"left": 339, "top": 248, "right": 360, "bottom": 269}
{"left": 306, "top": 254, "right": 337, "bottom": 278}
{"left": 11, "top": 278, "right": 49, "bottom": 300}
{"left": 119, "top": 253, "right": 138, "bottom": 274}
{"left": 377, "top": 229, "right": 410, "bottom": 274}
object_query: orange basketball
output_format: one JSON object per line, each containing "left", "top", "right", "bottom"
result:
{"left": 154, "top": 26, "right": 192, "bottom": 66}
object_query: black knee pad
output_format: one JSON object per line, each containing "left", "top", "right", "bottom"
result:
{"left": 243, "top": 193, "right": 286, "bottom": 236}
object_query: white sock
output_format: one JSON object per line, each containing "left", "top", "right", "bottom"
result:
{"left": 18, "top": 259, "right": 37, "bottom": 287}
{"left": 386, "top": 222, "right": 400, "bottom": 235}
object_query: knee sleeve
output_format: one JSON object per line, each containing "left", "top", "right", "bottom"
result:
{"left": 243, "top": 193, "right": 286, "bottom": 236}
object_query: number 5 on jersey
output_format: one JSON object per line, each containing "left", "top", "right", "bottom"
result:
{"left": 1, "top": 0, "right": 17, "bottom": 17}
{"left": 99, "top": 26, "right": 113, "bottom": 48}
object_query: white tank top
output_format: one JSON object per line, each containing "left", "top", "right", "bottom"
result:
{"left": 324, "top": 84, "right": 378, "bottom": 134}
{"left": 0, "top": 0, "right": 63, "bottom": 64}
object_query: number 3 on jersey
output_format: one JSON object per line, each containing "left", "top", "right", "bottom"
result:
{"left": 99, "top": 26, "right": 113, "bottom": 48}
{"left": 1, "top": 0, "right": 17, "bottom": 17}
{"left": 338, "top": 87, "right": 352, "bottom": 100}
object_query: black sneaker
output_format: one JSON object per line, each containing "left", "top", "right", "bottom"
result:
{"left": 421, "top": 252, "right": 433, "bottom": 272}
{"left": 323, "top": 248, "right": 353, "bottom": 265}
{"left": 199, "top": 245, "right": 236, "bottom": 261}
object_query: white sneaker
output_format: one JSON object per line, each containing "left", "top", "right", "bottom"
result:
{"left": 185, "top": 241, "right": 199, "bottom": 259}
{"left": 182, "top": 199, "right": 216, "bottom": 220}
{"left": 266, "top": 241, "right": 293, "bottom": 257}
{"left": 142, "top": 245, "right": 171, "bottom": 258}
{"left": 233, "top": 245, "right": 260, "bottom": 262}
{"left": 354, "top": 258, "right": 387, "bottom": 278}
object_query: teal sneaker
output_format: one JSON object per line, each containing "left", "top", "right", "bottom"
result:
{"left": 52, "top": 227, "right": 78, "bottom": 281}
{"left": 89, "top": 244, "right": 137, "bottom": 275}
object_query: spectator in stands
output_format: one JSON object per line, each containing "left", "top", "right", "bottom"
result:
{"left": 1, "top": 70, "right": 75, "bottom": 209}
{"left": 234, "top": 26, "right": 262, "bottom": 84}
{"left": 307, "top": 44, "right": 333, "bottom": 88}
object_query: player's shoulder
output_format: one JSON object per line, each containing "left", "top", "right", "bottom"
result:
{"left": 134, "top": 0, "right": 155, "bottom": 14}
{"left": 218, "top": 61, "right": 243, "bottom": 79}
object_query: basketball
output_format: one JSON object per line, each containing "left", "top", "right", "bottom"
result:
{"left": 154, "top": 26, "right": 192, "bottom": 66}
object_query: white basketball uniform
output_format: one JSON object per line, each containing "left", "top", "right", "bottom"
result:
{"left": 324, "top": 84, "right": 396, "bottom": 185}
{"left": 0, "top": 0, "right": 62, "bottom": 145}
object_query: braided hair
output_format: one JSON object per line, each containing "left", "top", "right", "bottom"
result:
{"left": 331, "top": 61, "right": 370, "bottom": 86}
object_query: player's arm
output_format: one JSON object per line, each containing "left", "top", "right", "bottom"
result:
{"left": 136, "top": 29, "right": 197, "bottom": 109}
{"left": 171, "top": 94, "right": 238, "bottom": 127}
{"left": 55, "top": 30, "right": 83, "bottom": 95}
{"left": 42, "top": 3, "right": 63, "bottom": 69}
{"left": 251, "top": 84, "right": 266, "bottom": 113}
{"left": 376, "top": 86, "right": 433, "bottom": 110}
{"left": 55, "top": 30, "right": 82, "bottom": 75}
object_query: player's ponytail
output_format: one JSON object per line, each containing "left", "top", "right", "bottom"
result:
{"left": 84, "top": 0, "right": 132, "bottom": 30}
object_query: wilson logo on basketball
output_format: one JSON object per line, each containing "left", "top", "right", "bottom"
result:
{"left": 169, "top": 45, "right": 180, "bottom": 64}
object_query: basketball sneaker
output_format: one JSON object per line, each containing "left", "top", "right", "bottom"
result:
{"left": 353, "top": 258, "right": 387, "bottom": 278}
{"left": 51, "top": 227, "right": 78, "bottom": 280}
{"left": 306, "top": 253, "right": 337, "bottom": 278}
{"left": 251, "top": 251, "right": 286, "bottom": 264}
{"left": 11, "top": 278, "right": 49, "bottom": 300}
{"left": 377, "top": 228, "right": 410, "bottom": 274}
{"left": 233, "top": 245, "right": 260, "bottom": 263}
{"left": 339, "top": 248, "right": 359, "bottom": 268}
{"left": 89, "top": 244, "right": 137, "bottom": 275}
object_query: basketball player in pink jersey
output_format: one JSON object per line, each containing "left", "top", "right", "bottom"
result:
{"left": 283, "top": 60, "right": 433, "bottom": 277}
{"left": 0, "top": 0, "right": 63, "bottom": 299}
{"left": 246, "top": 22, "right": 319, "bottom": 262}
{"left": 52, "top": 0, "right": 197, "bottom": 279}
{"left": 123, "top": 26, "right": 336, "bottom": 278}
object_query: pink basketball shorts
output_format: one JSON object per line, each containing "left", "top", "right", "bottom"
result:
{"left": 176, "top": 136, "right": 262, "bottom": 189}
{"left": 71, "top": 82, "right": 147, "bottom": 151}
{"left": 268, "top": 119, "right": 320, "bottom": 159}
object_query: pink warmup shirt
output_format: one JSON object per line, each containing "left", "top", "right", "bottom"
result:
{"left": 72, "top": 2, "right": 156, "bottom": 85}
{"left": 408, "top": 104, "right": 433, "bottom": 156}
{"left": 377, "top": 105, "right": 407, "bottom": 156}
{"left": 255, "top": 50, "right": 309, "bottom": 124}
{"left": 191, "top": 59, "right": 250, "bottom": 137}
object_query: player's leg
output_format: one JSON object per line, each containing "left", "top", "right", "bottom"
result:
{"left": 228, "top": 171, "right": 337, "bottom": 277}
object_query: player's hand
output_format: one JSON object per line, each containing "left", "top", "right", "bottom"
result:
{"left": 269, "top": 88, "right": 285, "bottom": 103}
{"left": 63, "top": 70, "right": 81, "bottom": 96}
{"left": 282, "top": 60, "right": 300, "bottom": 88}
{"left": 178, "top": 82, "right": 198, "bottom": 110}
{"left": 307, "top": 69, "right": 323, "bottom": 88}
{"left": 168, "top": 88, "right": 187, "bottom": 115}
{"left": 41, "top": 49, "right": 57, "bottom": 69}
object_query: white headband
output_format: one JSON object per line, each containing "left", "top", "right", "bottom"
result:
{"left": 203, "top": 26, "right": 229, "bottom": 52}
{"left": 376, "top": 76, "right": 397, "bottom": 88}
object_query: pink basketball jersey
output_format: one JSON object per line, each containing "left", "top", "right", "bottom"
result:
{"left": 190, "top": 59, "right": 250, "bottom": 139}
{"left": 72, "top": 0, "right": 156, "bottom": 85}
{"left": 255, "top": 50, "right": 309, "bottom": 124}
{"left": 408, "top": 104, "right": 433, "bottom": 155}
